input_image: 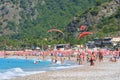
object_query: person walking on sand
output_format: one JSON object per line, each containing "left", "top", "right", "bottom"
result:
{"left": 90, "top": 52, "right": 96, "bottom": 66}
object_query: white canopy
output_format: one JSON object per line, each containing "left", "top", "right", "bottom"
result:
{"left": 111, "top": 37, "right": 120, "bottom": 42}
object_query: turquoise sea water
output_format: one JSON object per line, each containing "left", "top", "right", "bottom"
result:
{"left": 0, "top": 58, "right": 51, "bottom": 72}
{"left": 0, "top": 57, "right": 79, "bottom": 80}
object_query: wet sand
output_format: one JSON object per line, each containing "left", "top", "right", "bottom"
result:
{"left": 10, "top": 58, "right": 120, "bottom": 80}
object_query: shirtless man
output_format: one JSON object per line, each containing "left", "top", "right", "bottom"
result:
{"left": 90, "top": 52, "right": 96, "bottom": 66}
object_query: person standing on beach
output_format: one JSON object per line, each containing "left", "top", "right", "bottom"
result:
{"left": 86, "top": 53, "right": 90, "bottom": 62}
{"left": 118, "top": 49, "right": 120, "bottom": 59}
{"left": 82, "top": 52, "right": 85, "bottom": 61}
{"left": 54, "top": 55, "right": 58, "bottom": 63}
{"left": 58, "top": 52, "right": 64, "bottom": 64}
{"left": 90, "top": 52, "right": 96, "bottom": 66}
{"left": 77, "top": 53, "right": 79, "bottom": 62}
{"left": 78, "top": 53, "right": 83, "bottom": 65}
{"left": 50, "top": 53, "right": 54, "bottom": 64}
{"left": 98, "top": 51, "right": 103, "bottom": 62}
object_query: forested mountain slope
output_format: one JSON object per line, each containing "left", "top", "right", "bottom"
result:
{"left": 0, "top": 0, "right": 119, "bottom": 49}
{"left": 66, "top": 0, "right": 120, "bottom": 38}
{"left": 0, "top": 0, "right": 111, "bottom": 37}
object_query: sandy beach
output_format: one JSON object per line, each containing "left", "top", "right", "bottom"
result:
{"left": 10, "top": 58, "right": 120, "bottom": 80}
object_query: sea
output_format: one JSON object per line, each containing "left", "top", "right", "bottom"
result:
{"left": 0, "top": 57, "right": 79, "bottom": 80}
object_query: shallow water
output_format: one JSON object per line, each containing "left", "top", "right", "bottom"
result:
{"left": 0, "top": 58, "right": 79, "bottom": 80}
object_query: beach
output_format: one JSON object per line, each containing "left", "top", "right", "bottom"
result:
{"left": 10, "top": 58, "right": 120, "bottom": 80}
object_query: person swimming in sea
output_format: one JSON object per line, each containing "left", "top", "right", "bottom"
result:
{"left": 34, "top": 60, "right": 40, "bottom": 64}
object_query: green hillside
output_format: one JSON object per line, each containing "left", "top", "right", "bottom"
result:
{"left": 0, "top": 0, "right": 119, "bottom": 49}
{"left": 66, "top": 0, "right": 120, "bottom": 43}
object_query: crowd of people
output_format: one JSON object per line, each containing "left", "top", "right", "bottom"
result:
{"left": 1, "top": 47, "right": 120, "bottom": 66}
{"left": 49, "top": 49, "right": 120, "bottom": 66}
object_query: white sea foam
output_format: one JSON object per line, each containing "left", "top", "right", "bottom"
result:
{"left": 0, "top": 63, "right": 79, "bottom": 80}
{"left": 8, "top": 56, "right": 25, "bottom": 59}
{"left": 0, "top": 58, "right": 79, "bottom": 80}
{"left": 0, "top": 68, "right": 46, "bottom": 80}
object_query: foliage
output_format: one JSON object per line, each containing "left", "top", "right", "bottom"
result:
{"left": 95, "top": 7, "right": 120, "bottom": 37}
{"left": 96, "top": 0, "right": 102, "bottom": 6}
{"left": 115, "top": 6, "right": 120, "bottom": 18}
{"left": 0, "top": 22, "right": 2, "bottom": 26}
{"left": 0, "top": 0, "right": 119, "bottom": 49}
{"left": 89, "top": 7, "right": 99, "bottom": 16}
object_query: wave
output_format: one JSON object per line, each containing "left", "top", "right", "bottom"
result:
{"left": 0, "top": 65, "right": 80, "bottom": 80}
{"left": 0, "top": 68, "right": 46, "bottom": 80}
{"left": 0, "top": 58, "right": 80, "bottom": 80}
{"left": 0, "top": 64, "right": 80, "bottom": 80}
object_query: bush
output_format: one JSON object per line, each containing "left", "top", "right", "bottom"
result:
{"left": 89, "top": 7, "right": 99, "bottom": 16}
{"left": 115, "top": 7, "right": 120, "bottom": 18}
{"left": 96, "top": 0, "right": 102, "bottom": 6}
{"left": 0, "top": 22, "right": 3, "bottom": 25}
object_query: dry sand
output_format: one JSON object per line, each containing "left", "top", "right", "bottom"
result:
{"left": 10, "top": 58, "right": 120, "bottom": 80}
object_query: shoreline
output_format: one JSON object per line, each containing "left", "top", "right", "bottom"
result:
{"left": 10, "top": 58, "right": 120, "bottom": 80}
